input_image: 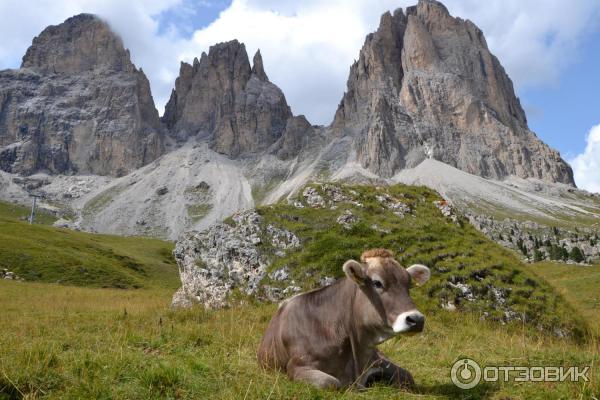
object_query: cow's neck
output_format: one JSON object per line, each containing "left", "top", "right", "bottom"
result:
{"left": 305, "top": 279, "right": 386, "bottom": 343}
{"left": 350, "top": 284, "right": 389, "bottom": 343}
{"left": 306, "top": 278, "right": 386, "bottom": 381}
{"left": 345, "top": 280, "right": 390, "bottom": 372}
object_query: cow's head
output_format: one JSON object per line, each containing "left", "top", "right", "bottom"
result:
{"left": 343, "top": 248, "right": 430, "bottom": 339}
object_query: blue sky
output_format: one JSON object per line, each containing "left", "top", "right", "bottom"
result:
{"left": 156, "top": 0, "right": 231, "bottom": 38}
{"left": 0, "top": 0, "right": 598, "bottom": 191}
{"left": 520, "top": 30, "right": 600, "bottom": 159}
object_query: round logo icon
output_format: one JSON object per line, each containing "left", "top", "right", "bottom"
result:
{"left": 451, "top": 358, "right": 482, "bottom": 389}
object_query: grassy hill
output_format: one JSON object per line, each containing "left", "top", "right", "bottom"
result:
{"left": 0, "top": 201, "right": 57, "bottom": 225}
{"left": 0, "top": 201, "right": 179, "bottom": 289}
{"left": 234, "top": 183, "right": 588, "bottom": 338}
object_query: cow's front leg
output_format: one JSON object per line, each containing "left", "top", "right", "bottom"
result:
{"left": 362, "top": 353, "right": 414, "bottom": 389}
{"left": 286, "top": 358, "right": 341, "bottom": 389}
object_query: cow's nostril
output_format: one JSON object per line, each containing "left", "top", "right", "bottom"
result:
{"left": 405, "top": 312, "right": 424, "bottom": 327}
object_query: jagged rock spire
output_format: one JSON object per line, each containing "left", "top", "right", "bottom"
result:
{"left": 162, "top": 40, "right": 292, "bottom": 157}
{"left": 251, "top": 49, "right": 269, "bottom": 81}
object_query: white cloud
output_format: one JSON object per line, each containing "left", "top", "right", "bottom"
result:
{"left": 172, "top": 0, "right": 600, "bottom": 124}
{"left": 1, "top": 0, "right": 599, "bottom": 124}
{"left": 180, "top": 0, "right": 376, "bottom": 124}
{"left": 570, "top": 124, "right": 600, "bottom": 193}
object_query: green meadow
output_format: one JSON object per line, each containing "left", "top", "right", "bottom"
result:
{"left": 0, "top": 185, "right": 598, "bottom": 399}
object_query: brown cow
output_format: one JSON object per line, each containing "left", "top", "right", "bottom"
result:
{"left": 257, "top": 248, "right": 431, "bottom": 390}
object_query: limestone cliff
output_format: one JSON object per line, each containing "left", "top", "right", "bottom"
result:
{"left": 0, "top": 14, "right": 164, "bottom": 176}
{"left": 333, "top": 0, "right": 574, "bottom": 184}
{"left": 163, "top": 41, "right": 293, "bottom": 157}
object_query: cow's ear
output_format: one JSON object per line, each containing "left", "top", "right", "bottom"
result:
{"left": 406, "top": 264, "right": 430, "bottom": 286}
{"left": 343, "top": 260, "right": 367, "bottom": 286}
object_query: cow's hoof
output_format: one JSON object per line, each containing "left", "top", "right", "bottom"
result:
{"left": 397, "top": 371, "right": 415, "bottom": 389}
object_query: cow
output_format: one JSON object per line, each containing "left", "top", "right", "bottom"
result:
{"left": 257, "top": 248, "right": 431, "bottom": 390}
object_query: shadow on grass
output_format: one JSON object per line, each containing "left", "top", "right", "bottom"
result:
{"left": 0, "top": 377, "right": 23, "bottom": 400}
{"left": 414, "top": 382, "right": 498, "bottom": 399}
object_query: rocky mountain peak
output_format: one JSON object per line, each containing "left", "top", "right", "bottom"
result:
{"left": 0, "top": 14, "right": 163, "bottom": 177}
{"left": 203, "top": 39, "right": 251, "bottom": 89}
{"left": 163, "top": 40, "right": 251, "bottom": 135}
{"left": 331, "top": 8, "right": 407, "bottom": 135}
{"left": 1, "top": 1, "right": 591, "bottom": 244}
{"left": 332, "top": 0, "right": 574, "bottom": 185}
{"left": 1, "top": 1, "right": 577, "bottom": 187}
{"left": 21, "top": 13, "right": 135, "bottom": 74}
{"left": 252, "top": 49, "right": 268, "bottom": 81}
{"left": 407, "top": 0, "right": 450, "bottom": 18}
{"left": 163, "top": 40, "right": 293, "bottom": 157}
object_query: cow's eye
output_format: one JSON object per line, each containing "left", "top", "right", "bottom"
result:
{"left": 372, "top": 280, "right": 384, "bottom": 289}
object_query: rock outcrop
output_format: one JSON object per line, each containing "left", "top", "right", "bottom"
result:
{"left": 333, "top": 0, "right": 574, "bottom": 185}
{"left": 468, "top": 213, "right": 600, "bottom": 264}
{"left": 0, "top": 14, "right": 164, "bottom": 176}
{"left": 172, "top": 210, "right": 300, "bottom": 308}
{"left": 273, "top": 115, "right": 315, "bottom": 160}
{"left": 163, "top": 41, "right": 293, "bottom": 157}
{"left": 172, "top": 211, "right": 267, "bottom": 309}
{"left": 1, "top": 269, "right": 24, "bottom": 281}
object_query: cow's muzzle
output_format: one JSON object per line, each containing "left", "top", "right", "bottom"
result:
{"left": 392, "top": 310, "right": 425, "bottom": 333}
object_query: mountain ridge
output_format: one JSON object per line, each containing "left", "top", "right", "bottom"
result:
{"left": 0, "top": 1, "right": 596, "bottom": 253}
{"left": 0, "top": 0, "right": 574, "bottom": 186}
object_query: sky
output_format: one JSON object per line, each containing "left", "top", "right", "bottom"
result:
{"left": 0, "top": 0, "right": 598, "bottom": 192}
